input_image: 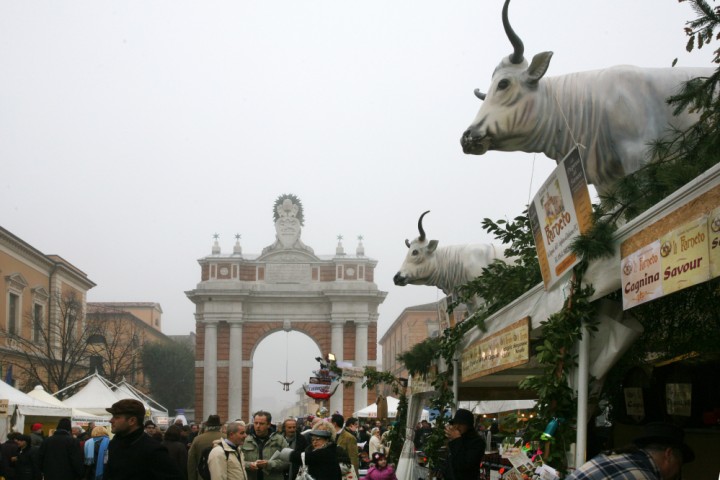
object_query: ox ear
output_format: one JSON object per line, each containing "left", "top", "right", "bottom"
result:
{"left": 525, "top": 51, "right": 553, "bottom": 85}
{"left": 427, "top": 240, "right": 439, "bottom": 253}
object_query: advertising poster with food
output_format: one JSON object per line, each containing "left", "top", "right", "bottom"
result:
{"left": 528, "top": 148, "right": 592, "bottom": 289}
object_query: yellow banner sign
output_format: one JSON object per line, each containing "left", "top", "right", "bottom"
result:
{"left": 622, "top": 217, "right": 711, "bottom": 309}
{"left": 461, "top": 317, "right": 530, "bottom": 382}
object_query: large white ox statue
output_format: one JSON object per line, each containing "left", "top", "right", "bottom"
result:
{"left": 393, "top": 211, "right": 512, "bottom": 300}
{"left": 460, "top": 0, "right": 713, "bottom": 194}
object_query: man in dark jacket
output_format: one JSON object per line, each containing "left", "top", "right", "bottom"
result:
{"left": 443, "top": 409, "right": 485, "bottom": 480}
{"left": 104, "top": 398, "right": 183, "bottom": 480}
{"left": 38, "top": 417, "right": 84, "bottom": 480}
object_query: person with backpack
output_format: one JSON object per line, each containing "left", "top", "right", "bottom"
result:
{"left": 188, "top": 415, "right": 224, "bottom": 480}
{"left": 206, "top": 421, "right": 248, "bottom": 480}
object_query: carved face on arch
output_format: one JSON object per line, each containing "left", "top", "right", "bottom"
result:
{"left": 393, "top": 237, "right": 440, "bottom": 287}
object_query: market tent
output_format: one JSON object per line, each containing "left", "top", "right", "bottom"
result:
{"left": 0, "top": 379, "right": 72, "bottom": 434}
{"left": 60, "top": 375, "right": 123, "bottom": 416}
{"left": 27, "top": 385, "right": 109, "bottom": 424}
{"left": 353, "top": 396, "right": 400, "bottom": 418}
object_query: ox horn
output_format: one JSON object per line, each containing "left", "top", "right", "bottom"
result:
{"left": 502, "top": 0, "right": 524, "bottom": 64}
{"left": 405, "top": 239, "right": 411, "bottom": 248}
{"left": 418, "top": 210, "right": 430, "bottom": 242}
{"left": 474, "top": 89, "right": 486, "bottom": 101}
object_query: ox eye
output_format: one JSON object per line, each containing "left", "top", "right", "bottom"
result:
{"left": 497, "top": 79, "right": 510, "bottom": 90}
{"left": 412, "top": 250, "right": 418, "bottom": 256}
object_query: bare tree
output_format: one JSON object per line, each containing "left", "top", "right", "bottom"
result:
{"left": 1, "top": 291, "right": 92, "bottom": 393}
{"left": 85, "top": 305, "right": 145, "bottom": 385}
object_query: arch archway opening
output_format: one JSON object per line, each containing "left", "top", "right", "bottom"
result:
{"left": 250, "top": 330, "right": 322, "bottom": 418}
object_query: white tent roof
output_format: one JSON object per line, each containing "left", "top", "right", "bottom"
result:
{"left": 0, "top": 379, "right": 71, "bottom": 417}
{"left": 61, "top": 375, "right": 123, "bottom": 416}
{"left": 27, "top": 385, "right": 109, "bottom": 423}
{"left": 115, "top": 380, "right": 168, "bottom": 418}
{"left": 353, "top": 396, "right": 400, "bottom": 418}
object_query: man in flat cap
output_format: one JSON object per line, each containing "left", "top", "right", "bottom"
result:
{"left": 188, "top": 414, "right": 224, "bottom": 480}
{"left": 567, "top": 422, "right": 695, "bottom": 480}
{"left": 442, "top": 409, "right": 485, "bottom": 480}
{"left": 104, "top": 398, "right": 182, "bottom": 480}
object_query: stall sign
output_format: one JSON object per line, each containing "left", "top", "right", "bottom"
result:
{"left": 528, "top": 148, "right": 593, "bottom": 290}
{"left": 341, "top": 366, "right": 364, "bottom": 382}
{"left": 0, "top": 399, "right": 7, "bottom": 415}
{"left": 309, "top": 376, "right": 332, "bottom": 385}
{"left": 622, "top": 216, "right": 710, "bottom": 309}
{"left": 461, "top": 317, "right": 530, "bottom": 382}
{"left": 409, "top": 373, "right": 435, "bottom": 395}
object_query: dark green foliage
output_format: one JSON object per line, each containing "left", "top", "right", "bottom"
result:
{"left": 141, "top": 340, "right": 195, "bottom": 411}
{"left": 396, "top": 337, "right": 440, "bottom": 378}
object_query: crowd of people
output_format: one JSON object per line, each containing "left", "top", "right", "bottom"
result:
{"left": 0, "top": 402, "right": 698, "bottom": 480}
{"left": 0, "top": 401, "right": 398, "bottom": 480}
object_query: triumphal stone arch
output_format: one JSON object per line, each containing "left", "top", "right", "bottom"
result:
{"left": 186, "top": 194, "right": 387, "bottom": 421}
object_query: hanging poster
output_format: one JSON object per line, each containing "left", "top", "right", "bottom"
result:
{"left": 666, "top": 383, "right": 692, "bottom": 416}
{"left": 623, "top": 387, "right": 645, "bottom": 417}
{"left": 528, "top": 148, "right": 593, "bottom": 289}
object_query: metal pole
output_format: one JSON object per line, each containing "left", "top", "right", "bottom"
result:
{"left": 575, "top": 322, "right": 590, "bottom": 468}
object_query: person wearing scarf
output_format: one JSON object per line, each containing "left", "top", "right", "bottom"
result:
{"left": 84, "top": 426, "right": 110, "bottom": 480}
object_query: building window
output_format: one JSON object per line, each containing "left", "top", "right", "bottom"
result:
{"left": 33, "top": 303, "right": 43, "bottom": 342}
{"left": 89, "top": 355, "right": 104, "bottom": 375}
{"left": 8, "top": 293, "right": 19, "bottom": 335}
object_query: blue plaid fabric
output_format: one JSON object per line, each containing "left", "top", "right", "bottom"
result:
{"left": 566, "top": 450, "right": 661, "bottom": 480}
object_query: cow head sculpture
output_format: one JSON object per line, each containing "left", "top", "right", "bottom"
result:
{"left": 460, "top": 0, "right": 554, "bottom": 155}
{"left": 393, "top": 211, "right": 439, "bottom": 287}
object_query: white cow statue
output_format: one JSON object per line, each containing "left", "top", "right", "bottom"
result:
{"left": 393, "top": 211, "right": 513, "bottom": 302}
{"left": 460, "top": 0, "right": 714, "bottom": 194}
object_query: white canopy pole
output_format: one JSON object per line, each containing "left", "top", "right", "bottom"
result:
{"left": 575, "top": 323, "right": 590, "bottom": 469}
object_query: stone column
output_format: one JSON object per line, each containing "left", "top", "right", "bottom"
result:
{"left": 203, "top": 320, "right": 219, "bottom": 418}
{"left": 228, "top": 322, "right": 243, "bottom": 421}
{"left": 330, "top": 321, "right": 344, "bottom": 415}
{"left": 354, "top": 320, "right": 369, "bottom": 414}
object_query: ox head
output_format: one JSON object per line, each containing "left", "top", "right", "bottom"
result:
{"left": 460, "top": 0, "right": 554, "bottom": 155}
{"left": 393, "top": 211, "right": 439, "bottom": 287}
